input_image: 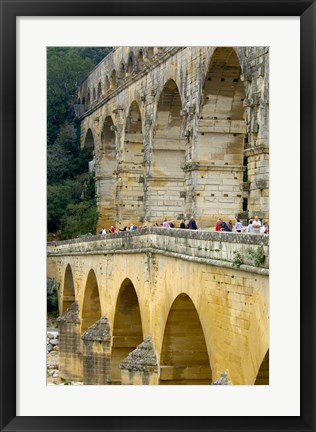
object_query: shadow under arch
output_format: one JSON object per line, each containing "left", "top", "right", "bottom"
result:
{"left": 62, "top": 264, "right": 75, "bottom": 314}
{"left": 98, "top": 115, "right": 116, "bottom": 228}
{"left": 81, "top": 269, "right": 101, "bottom": 334}
{"left": 254, "top": 349, "right": 269, "bottom": 385}
{"left": 196, "top": 47, "right": 248, "bottom": 227}
{"left": 159, "top": 293, "right": 212, "bottom": 385}
{"left": 151, "top": 78, "right": 186, "bottom": 221}
{"left": 110, "top": 278, "right": 143, "bottom": 384}
{"left": 119, "top": 100, "right": 144, "bottom": 226}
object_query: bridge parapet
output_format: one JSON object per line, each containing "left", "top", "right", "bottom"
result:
{"left": 48, "top": 228, "right": 269, "bottom": 274}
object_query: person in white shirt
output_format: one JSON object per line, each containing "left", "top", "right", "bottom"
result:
{"left": 247, "top": 219, "right": 254, "bottom": 233}
{"left": 101, "top": 228, "right": 106, "bottom": 236}
{"left": 252, "top": 215, "right": 262, "bottom": 234}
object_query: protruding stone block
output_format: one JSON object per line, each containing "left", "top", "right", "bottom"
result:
{"left": 81, "top": 316, "right": 111, "bottom": 385}
{"left": 57, "top": 301, "right": 83, "bottom": 381}
{"left": 119, "top": 336, "right": 158, "bottom": 385}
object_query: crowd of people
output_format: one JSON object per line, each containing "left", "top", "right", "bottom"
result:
{"left": 215, "top": 215, "right": 269, "bottom": 234}
{"left": 99, "top": 214, "right": 269, "bottom": 236}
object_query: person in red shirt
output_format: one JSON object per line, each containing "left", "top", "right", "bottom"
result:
{"left": 215, "top": 218, "right": 222, "bottom": 231}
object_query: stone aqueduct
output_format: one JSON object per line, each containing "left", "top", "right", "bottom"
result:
{"left": 77, "top": 46, "right": 269, "bottom": 231}
{"left": 48, "top": 47, "right": 269, "bottom": 386}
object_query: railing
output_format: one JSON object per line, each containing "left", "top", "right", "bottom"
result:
{"left": 47, "top": 228, "right": 269, "bottom": 274}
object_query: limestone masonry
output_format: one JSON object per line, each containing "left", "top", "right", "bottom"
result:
{"left": 47, "top": 47, "right": 269, "bottom": 386}
{"left": 76, "top": 46, "right": 269, "bottom": 230}
{"left": 48, "top": 229, "right": 269, "bottom": 385}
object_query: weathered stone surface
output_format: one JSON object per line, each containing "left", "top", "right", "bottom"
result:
{"left": 81, "top": 316, "right": 111, "bottom": 342}
{"left": 120, "top": 336, "right": 158, "bottom": 372}
{"left": 212, "top": 370, "right": 233, "bottom": 385}
{"left": 76, "top": 46, "right": 269, "bottom": 230}
{"left": 57, "top": 301, "right": 81, "bottom": 324}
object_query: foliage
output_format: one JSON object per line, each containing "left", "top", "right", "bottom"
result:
{"left": 246, "top": 246, "right": 266, "bottom": 267}
{"left": 47, "top": 180, "right": 82, "bottom": 232}
{"left": 61, "top": 200, "right": 99, "bottom": 237}
{"left": 47, "top": 47, "right": 112, "bottom": 146}
{"left": 232, "top": 250, "right": 244, "bottom": 268}
{"left": 47, "top": 47, "right": 112, "bottom": 238}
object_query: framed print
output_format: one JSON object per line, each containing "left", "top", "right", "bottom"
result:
{"left": 1, "top": 1, "right": 315, "bottom": 432}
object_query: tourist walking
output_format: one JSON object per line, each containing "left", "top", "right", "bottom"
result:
{"left": 235, "top": 219, "right": 243, "bottom": 233}
{"left": 246, "top": 219, "right": 254, "bottom": 233}
{"left": 163, "top": 218, "right": 173, "bottom": 228}
{"left": 215, "top": 219, "right": 222, "bottom": 231}
{"left": 180, "top": 219, "right": 186, "bottom": 229}
{"left": 188, "top": 216, "right": 198, "bottom": 230}
{"left": 252, "top": 215, "right": 262, "bottom": 234}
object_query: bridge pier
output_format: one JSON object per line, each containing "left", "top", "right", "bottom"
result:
{"left": 81, "top": 316, "right": 112, "bottom": 385}
{"left": 119, "top": 336, "right": 159, "bottom": 385}
{"left": 57, "top": 301, "right": 83, "bottom": 382}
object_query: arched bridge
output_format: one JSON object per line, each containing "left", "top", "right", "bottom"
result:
{"left": 47, "top": 228, "right": 269, "bottom": 385}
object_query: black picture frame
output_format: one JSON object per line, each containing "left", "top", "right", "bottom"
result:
{"left": 0, "top": 1, "right": 315, "bottom": 431}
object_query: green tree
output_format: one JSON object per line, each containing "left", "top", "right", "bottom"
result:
{"left": 61, "top": 201, "right": 99, "bottom": 237}
{"left": 47, "top": 47, "right": 112, "bottom": 237}
{"left": 47, "top": 180, "right": 82, "bottom": 232}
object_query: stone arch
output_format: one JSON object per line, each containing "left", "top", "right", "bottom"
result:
{"left": 62, "top": 264, "right": 75, "bottom": 314}
{"left": 254, "top": 349, "right": 269, "bottom": 385}
{"left": 150, "top": 78, "right": 186, "bottom": 221}
{"left": 159, "top": 293, "right": 212, "bottom": 385}
{"left": 83, "top": 128, "right": 95, "bottom": 172}
{"left": 97, "top": 81, "right": 102, "bottom": 99}
{"left": 82, "top": 96, "right": 86, "bottom": 107}
{"left": 110, "top": 278, "right": 143, "bottom": 384}
{"left": 87, "top": 91, "right": 91, "bottom": 108}
{"left": 110, "top": 70, "right": 117, "bottom": 90}
{"left": 195, "top": 47, "right": 247, "bottom": 227}
{"left": 104, "top": 75, "right": 110, "bottom": 93}
{"left": 93, "top": 87, "right": 96, "bottom": 103}
{"left": 81, "top": 269, "right": 101, "bottom": 333}
{"left": 83, "top": 128, "right": 94, "bottom": 152}
{"left": 119, "top": 101, "right": 144, "bottom": 225}
{"left": 98, "top": 116, "right": 117, "bottom": 228}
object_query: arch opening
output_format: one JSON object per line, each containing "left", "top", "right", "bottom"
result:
{"left": 120, "top": 101, "right": 144, "bottom": 225}
{"left": 119, "top": 61, "right": 125, "bottom": 80}
{"left": 111, "top": 70, "right": 117, "bottom": 90}
{"left": 92, "top": 87, "right": 96, "bottom": 104}
{"left": 104, "top": 76, "right": 110, "bottom": 93}
{"left": 160, "top": 294, "right": 212, "bottom": 385}
{"left": 254, "top": 350, "right": 269, "bottom": 385}
{"left": 62, "top": 264, "right": 75, "bottom": 314}
{"left": 138, "top": 49, "right": 144, "bottom": 69}
{"left": 196, "top": 47, "right": 247, "bottom": 227}
{"left": 81, "top": 270, "right": 101, "bottom": 334}
{"left": 151, "top": 79, "right": 186, "bottom": 221}
{"left": 97, "top": 81, "right": 102, "bottom": 99}
{"left": 127, "top": 54, "right": 134, "bottom": 75}
{"left": 147, "top": 47, "right": 154, "bottom": 60}
{"left": 111, "top": 279, "right": 143, "bottom": 384}
{"left": 83, "top": 128, "right": 95, "bottom": 173}
{"left": 97, "top": 116, "right": 117, "bottom": 229}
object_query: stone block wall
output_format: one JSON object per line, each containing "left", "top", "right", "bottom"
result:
{"left": 77, "top": 46, "right": 269, "bottom": 231}
{"left": 48, "top": 230, "right": 269, "bottom": 385}
{"left": 57, "top": 302, "right": 83, "bottom": 381}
